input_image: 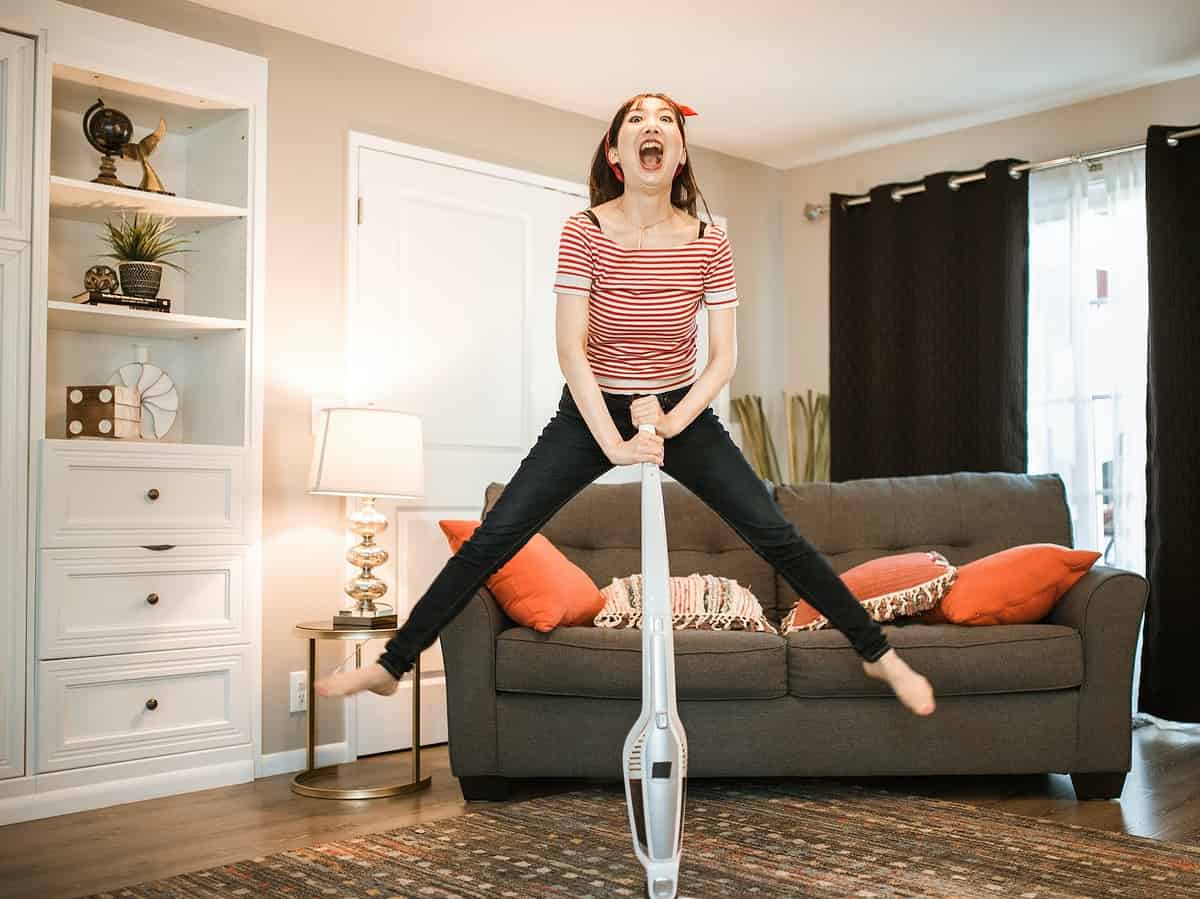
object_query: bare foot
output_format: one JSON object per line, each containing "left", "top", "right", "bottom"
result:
{"left": 314, "top": 662, "right": 399, "bottom": 698}
{"left": 862, "top": 649, "right": 936, "bottom": 716}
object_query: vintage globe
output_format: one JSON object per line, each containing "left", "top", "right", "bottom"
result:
{"left": 83, "top": 99, "right": 133, "bottom": 156}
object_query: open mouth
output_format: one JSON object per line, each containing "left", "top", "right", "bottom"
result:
{"left": 638, "top": 140, "right": 664, "bottom": 171}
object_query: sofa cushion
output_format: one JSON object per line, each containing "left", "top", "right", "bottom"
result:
{"left": 496, "top": 626, "right": 787, "bottom": 700}
{"left": 916, "top": 544, "right": 1100, "bottom": 625}
{"left": 439, "top": 520, "right": 604, "bottom": 632}
{"left": 595, "top": 572, "right": 778, "bottom": 634}
{"left": 781, "top": 550, "right": 954, "bottom": 633}
{"left": 787, "top": 622, "right": 1083, "bottom": 698}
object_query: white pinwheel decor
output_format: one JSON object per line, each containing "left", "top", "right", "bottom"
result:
{"left": 108, "top": 343, "right": 178, "bottom": 440}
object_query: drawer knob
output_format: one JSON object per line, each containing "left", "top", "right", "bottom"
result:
{"left": 145, "top": 698, "right": 159, "bottom": 711}
{"left": 146, "top": 488, "right": 160, "bottom": 501}
{"left": 146, "top": 592, "right": 160, "bottom": 605}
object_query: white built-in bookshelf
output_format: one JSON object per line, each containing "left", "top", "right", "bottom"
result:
{"left": 45, "top": 58, "right": 254, "bottom": 447}
{"left": 0, "top": 0, "right": 267, "bottom": 825}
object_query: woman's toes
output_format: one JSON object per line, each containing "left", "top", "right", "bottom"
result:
{"left": 861, "top": 655, "right": 936, "bottom": 716}
{"left": 904, "top": 674, "right": 936, "bottom": 716}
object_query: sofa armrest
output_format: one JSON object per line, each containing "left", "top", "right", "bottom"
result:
{"left": 1045, "top": 564, "right": 1149, "bottom": 771}
{"left": 439, "top": 585, "right": 513, "bottom": 776}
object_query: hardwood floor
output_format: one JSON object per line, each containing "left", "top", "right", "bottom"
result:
{"left": 2, "top": 720, "right": 1198, "bottom": 899}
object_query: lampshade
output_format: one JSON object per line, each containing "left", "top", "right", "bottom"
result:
{"left": 308, "top": 406, "right": 424, "bottom": 499}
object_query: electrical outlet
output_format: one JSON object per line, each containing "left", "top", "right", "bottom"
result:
{"left": 290, "top": 670, "right": 307, "bottom": 713}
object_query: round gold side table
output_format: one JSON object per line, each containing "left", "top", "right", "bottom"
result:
{"left": 291, "top": 621, "right": 433, "bottom": 799}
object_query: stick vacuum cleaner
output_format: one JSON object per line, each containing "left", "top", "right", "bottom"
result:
{"left": 622, "top": 422, "right": 689, "bottom": 899}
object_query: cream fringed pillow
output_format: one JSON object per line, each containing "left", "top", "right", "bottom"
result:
{"left": 594, "top": 572, "right": 779, "bottom": 634}
{"left": 780, "top": 550, "right": 956, "bottom": 635}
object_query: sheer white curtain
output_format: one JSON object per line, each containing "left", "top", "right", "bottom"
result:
{"left": 1027, "top": 149, "right": 1148, "bottom": 576}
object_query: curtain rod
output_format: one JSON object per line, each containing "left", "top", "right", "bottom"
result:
{"left": 803, "top": 125, "right": 1200, "bottom": 221}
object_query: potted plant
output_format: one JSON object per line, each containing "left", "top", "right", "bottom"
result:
{"left": 98, "top": 212, "right": 191, "bottom": 299}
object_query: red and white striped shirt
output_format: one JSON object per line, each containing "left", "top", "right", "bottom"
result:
{"left": 552, "top": 210, "right": 739, "bottom": 394}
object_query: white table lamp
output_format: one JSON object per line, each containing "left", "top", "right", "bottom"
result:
{"left": 308, "top": 406, "right": 424, "bottom": 627}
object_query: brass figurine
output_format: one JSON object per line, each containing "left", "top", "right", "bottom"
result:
{"left": 121, "top": 118, "right": 173, "bottom": 196}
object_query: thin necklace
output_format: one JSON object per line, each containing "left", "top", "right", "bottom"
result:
{"left": 618, "top": 200, "right": 674, "bottom": 249}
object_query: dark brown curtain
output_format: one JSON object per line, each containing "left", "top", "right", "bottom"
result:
{"left": 1139, "top": 124, "right": 1200, "bottom": 724}
{"left": 829, "top": 158, "right": 1030, "bottom": 481}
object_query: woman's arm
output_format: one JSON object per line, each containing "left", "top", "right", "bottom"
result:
{"left": 555, "top": 293, "right": 623, "bottom": 457}
{"left": 664, "top": 305, "right": 737, "bottom": 436}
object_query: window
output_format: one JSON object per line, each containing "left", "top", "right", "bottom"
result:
{"left": 1027, "top": 150, "right": 1148, "bottom": 576}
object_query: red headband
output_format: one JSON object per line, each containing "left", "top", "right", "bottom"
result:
{"left": 604, "top": 102, "right": 698, "bottom": 183}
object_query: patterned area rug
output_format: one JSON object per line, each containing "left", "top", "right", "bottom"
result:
{"left": 85, "top": 779, "right": 1200, "bottom": 898}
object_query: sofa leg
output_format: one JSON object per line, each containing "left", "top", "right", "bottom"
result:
{"left": 459, "top": 775, "right": 512, "bottom": 802}
{"left": 1070, "top": 771, "right": 1127, "bottom": 800}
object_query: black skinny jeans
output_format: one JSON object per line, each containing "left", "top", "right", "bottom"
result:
{"left": 376, "top": 382, "right": 892, "bottom": 678}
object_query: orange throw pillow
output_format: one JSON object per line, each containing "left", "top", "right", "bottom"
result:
{"left": 438, "top": 520, "right": 605, "bottom": 632}
{"left": 781, "top": 551, "right": 956, "bottom": 634}
{"left": 916, "top": 543, "right": 1100, "bottom": 625}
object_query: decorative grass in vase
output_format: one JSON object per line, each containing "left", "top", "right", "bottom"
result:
{"left": 785, "top": 389, "right": 830, "bottom": 483}
{"left": 98, "top": 212, "right": 191, "bottom": 300}
{"left": 732, "top": 394, "right": 782, "bottom": 482}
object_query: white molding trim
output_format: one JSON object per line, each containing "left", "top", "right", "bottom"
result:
{"left": 347, "top": 130, "right": 589, "bottom": 205}
{"left": 0, "top": 738, "right": 382, "bottom": 825}
{"left": 257, "top": 740, "right": 353, "bottom": 778}
{"left": 0, "top": 749, "right": 254, "bottom": 826}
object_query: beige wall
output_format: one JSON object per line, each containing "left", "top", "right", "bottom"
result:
{"left": 67, "top": 0, "right": 785, "bottom": 755}
{"left": 780, "top": 73, "right": 1200, "bottom": 421}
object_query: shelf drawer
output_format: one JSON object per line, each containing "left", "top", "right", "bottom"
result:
{"left": 39, "top": 546, "right": 248, "bottom": 659}
{"left": 40, "top": 440, "right": 246, "bottom": 547}
{"left": 37, "top": 646, "right": 251, "bottom": 773}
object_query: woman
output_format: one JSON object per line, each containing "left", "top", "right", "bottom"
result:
{"left": 317, "top": 93, "right": 935, "bottom": 717}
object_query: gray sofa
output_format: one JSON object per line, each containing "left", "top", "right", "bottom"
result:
{"left": 440, "top": 471, "right": 1148, "bottom": 803}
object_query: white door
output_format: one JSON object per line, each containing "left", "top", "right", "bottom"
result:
{"left": 346, "top": 133, "right": 729, "bottom": 756}
{"left": 0, "top": 29, "right": 34, "bottom": 782}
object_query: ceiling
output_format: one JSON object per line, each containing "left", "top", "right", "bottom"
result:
{"left": 191, "top": 0, "right": 1200, "bottom": 169}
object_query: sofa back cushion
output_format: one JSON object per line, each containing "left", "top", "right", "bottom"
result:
{"left": 772, "top": 472, "right": 1073, "bottom": 615}
{"left": 483, "top": 479, "right": 780, "bottom": 619}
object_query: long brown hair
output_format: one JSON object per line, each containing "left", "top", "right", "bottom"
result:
{"left": 588, "top": 93, "right": 713, "bottom": 222}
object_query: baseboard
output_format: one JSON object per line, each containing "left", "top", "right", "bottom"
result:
{"left": 0, "top": 755, "right": 255, "bottom": 826}
{"left": 256, "top": 741, "right": 352, "bottom": 778}
{"left": 0, "top": 742, "right": 354, "bottom": 825}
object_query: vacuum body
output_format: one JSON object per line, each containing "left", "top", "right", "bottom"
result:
{"left": 622, "top": 422, "right": 688, "bottom": 899}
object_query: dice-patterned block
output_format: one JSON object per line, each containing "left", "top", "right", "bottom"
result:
{"left": 66, "top": 385, "right": 141, "bottom": 439}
